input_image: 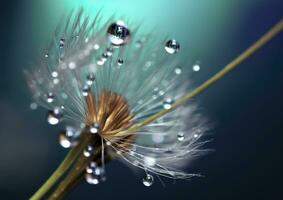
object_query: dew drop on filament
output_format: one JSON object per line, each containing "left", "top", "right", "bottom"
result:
{"left": 83, "top": 145, "right": 94, "bottom": 157}
{"left": 107, "top": 20, "right": 131, "bottom": 46}
{"left": 58, "top": 126, "right": 78, "bottom": 148}
{"left": 86, "top": 73, "right": 95, "bottom": 86}
{"left": 143, "top": 174, "right": 154, "bottom": 187}
{"left": 165, "top": 39, "right": 180, "bottom": 54}
{"left": 46, "top": 92, "right": 55, "bottom": 103}
{"left": 47, "top": 107, "right": 63, "bottom": 125}
{"left": 177, "top": 132, "right": 185, "bottom": 141}
{"left": 163, "top": 97, "right": 173, "bottom": 109}
{"left": 90, "top": 123, "right": 100, "bottom": 134}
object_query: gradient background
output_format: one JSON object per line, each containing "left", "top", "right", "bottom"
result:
{"left": 0, "top": 0, "right": 283, "bottom": 199}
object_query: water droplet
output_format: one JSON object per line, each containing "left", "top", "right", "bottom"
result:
{"left": 177, "top": 132, "right": 185, "bottom": 141}
{"left": 193, "top": 64, "right": 200, "bottom": 72}
{"left": 30, "top": 102, "right": 38, "bottom": 110}
{"left": 93, "top": 44, "right": 100, "bottom": 50}
{"left": 46, "top": 92, "right": 55, "bottom": 103}
{"left": 174, "top": 68, "right": 182, "bottom": 75}
{"left": 163, "top": 97, "right": 173, "bottom": 109}
{"left": 143, "top": 174, "right": 154, "bottom": 187}
{"left": 59, "top": 38, "right": 65, "bottom": 48}
{"left": 117, "top": 58, "right": 124, "bottom": 66}
{"left": 83, "top": 145, "right": 94, "bottom": 157}
{"left": 107, "top": 21, "right": 131, "bottom": 46}
{"left": 47, "top": 107, "right": 63, "bottom": 125}
{"left": 194, "top": 133, "right": 199, "bottom": 138}
{"left": 90, "top": 123, "right": 100, "bottom": 134}
{"left": 106, "top": 47, "right": 114, "bottom": 56}
{"left": 86, "top": 73, "right": 95, "bottom": 86}
{"left": 53, "top": 78, "right": 60, "bottom": 85}
{"left": 97, "top": 59, "right": 105, "bottom": 66}
{"left": 68, "top": 62, "right": 76, "bottom": 70}
{"left": 59, "top": 127, "right": 78, "bottom": 148}
{"left": 51, "top": 71, "right": 58, "bottom": 78}
{"left": 44, "top": 53, "right": 49, "bottom": 58}
{"left": 86, "top": 161, "right": 97, "bottom": 173}
{"left": 85, "top": 166, "right": 106, "bottom": 185}
{"left": 82, "top": 85, "right": 90, "bottom": 97}
{"left": 165, "top": 39, "right": 180, "bottom": 54}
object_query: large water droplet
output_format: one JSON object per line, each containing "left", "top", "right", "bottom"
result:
{"left": 143, "top": 174, "right": 154, "bottom": 187}
{"left": 59, "top": 126, "right": 78, "bottom": 148}
{"left": 177, "top": 132, "right": 185, "bottom": 141}
{"left": 165, "top": 39, "right": 180, "bottom": 54}
{"left": 107, "top": 21, "right": 131, "bottom": 46}
{"left": 46, "top": 92, "right": 55, "bottom": 103}
{"left": 83, "top": 145, "right": 94, "bottom": 157}
{"left": 90, "top": 123, "right": 100, "bottom": 134}
{"left": 47, "top": 107, "right": 63, "bottom": 125}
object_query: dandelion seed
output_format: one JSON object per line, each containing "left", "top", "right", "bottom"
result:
{"left": 26, "top": 9, "right": 210, "bottom": 193}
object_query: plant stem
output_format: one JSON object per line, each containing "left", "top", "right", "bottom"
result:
{"left": 111, "top": 18, "right": 283, "bottom": 137}
{"left": 29, "top": 133, "right": 90, "bottom": 200}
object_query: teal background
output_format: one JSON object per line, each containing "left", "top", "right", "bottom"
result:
{"left": 0, "top": 0, "right": 283, "bottom": 199}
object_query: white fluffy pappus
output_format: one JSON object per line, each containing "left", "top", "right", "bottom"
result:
{"left": 25, "top": 9, "right": 211, "bottom": 183}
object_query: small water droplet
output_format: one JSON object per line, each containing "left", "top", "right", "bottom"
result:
{"left": 85, "top": 166, "right": 106, "bottom": 185}
{"left": 194, "top": 133, "right": 199, "bottom": 138}
{"left": 30, "top": 102, "right": 38, "bottom": 110}
{"left": 82, "top": 85, "right": 90, "bottom": 97}
{"left": 163, "top": 97, "right": 173, "bottom": 109}
{"left": 44, "top": 53, "right": 49, "bottom": 58}
{"left": 193, "top": 64, "right": 200, "bottom": 72}
{"left": 59, "top": 127, "right": 78, "bottom": 148}
{"left": 51, "top": 71, "right": 58, "bottom": 78}
{"left": 83, "top": 145, "right": 94, "bottom": 157}
{"left": 59, "top": 38, "right": 65, "bottom": 48}
{"left": 97, "top": 59, "right": 105, "bottom": 66}
{"left": 93, "top": 44, "right": 100, "bottom": 50}
{"left": 106, "top": 47, "right": 114, "bottom": 56}
{"left": 143, "top": 174, "right": 154, "bottom": 187}
{"left": 117, "top": 58, "right": 124, "bottom": 66}
{"left": 107, "top": 21, "right": 131, "bottom": 46}
{"left": 46, "top": 92, "right": 55, "bottom": 103}
{"left": 47, "top": 107, "right": 63, "bottom": 125}
{"left": 165, "top": 39, "right": 180, "bottom": 54}
{"left": 86, "top": 73, "right": 95, "bottom": 86}
{"left": 90, "top": 123, "right": 100, "bottom": 134}
{"left": 177, "top": 132, "right": 185, "bottom": 141}
{"left": 174, "top": 68, "right": 182, "bottom": 75}
{"left": 86, "top": 161, "right": 97, "bottom": 173}
{"left": 68, "top": 62, "right": 76, "bottom": 70}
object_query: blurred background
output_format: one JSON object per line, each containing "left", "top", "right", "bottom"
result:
{"left": 0, "top": 0, "right": 283, "bottom": 199}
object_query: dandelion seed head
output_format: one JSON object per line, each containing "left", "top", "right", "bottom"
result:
{"left": 26, "top": 9, "right": 210, "bottom": 182}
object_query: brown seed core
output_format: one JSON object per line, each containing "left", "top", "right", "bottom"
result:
{"left": 85, "top": 91, "right": 134, "bottom": 137}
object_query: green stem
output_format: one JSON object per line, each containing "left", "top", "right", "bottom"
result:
{"left": 29, "top": 133, "right": 89, "bottom": 200}
{"left": 112, "top": 18, "right": 283, "bottom": 137}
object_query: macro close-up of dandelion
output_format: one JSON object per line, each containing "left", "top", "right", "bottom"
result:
{"left": 1, "top": 1, "right": 283, "bottom": 200}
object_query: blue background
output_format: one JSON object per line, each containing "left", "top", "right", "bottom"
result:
{"left": 0, "top": 0, "right": 282, "bottom": 199}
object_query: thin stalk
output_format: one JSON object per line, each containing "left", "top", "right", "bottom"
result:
{"left": 111, "top": 18, "right": 283, "bottom": 137}
{"left": 29, "top": 133, "right": 90, "bottom": 200}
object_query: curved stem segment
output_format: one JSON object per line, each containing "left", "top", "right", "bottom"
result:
{"left": 111, "top": 18, "right": 283, "bottom": 137}
{"left": 29, "top": 133, "right": 90, "bottom": 200}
